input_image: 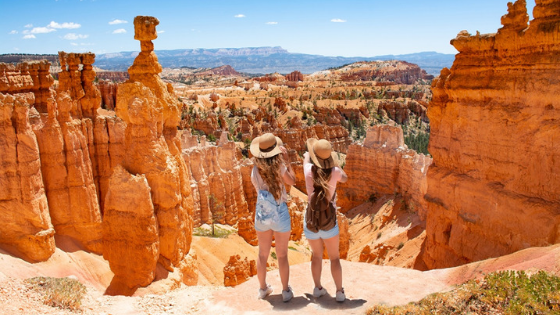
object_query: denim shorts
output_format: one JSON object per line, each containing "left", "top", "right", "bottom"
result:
{"left": 303, "top": 216, "right": 339, "bottom": 240}
{"left": 254, "top": 190, "right": 291, "bottom": 233}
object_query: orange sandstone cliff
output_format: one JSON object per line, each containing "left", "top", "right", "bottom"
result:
{"left": 338, "top": 125, "right": 432, "bottom": 220}
{"left": 424, "top": 0, "right": 560, "bottom": 269}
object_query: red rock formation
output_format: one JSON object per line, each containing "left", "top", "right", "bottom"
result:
{"left": 0, "top": 92, "right": 55, "bottom": 262}
{"left": 223, "top": 255, "right": 257, "bottom": 287}
{"left": 96, "top": 71, "right": 129, "bottom": 82}
{"left": 199, "top": 65, "right": 240, "bottom": 76}
{"left": 97, "top": 79, "right": 118, "bottom": 110}
{"left": 338, "top": 125, "right": 432, "bottom": 219}
{"left": 0, "top": 61, "right": 53, "bottom": 113}
{"left": 103, "top": 165, "right": 159, "bottom": 294}
{"left": 110, "top": 17, "right": 195, "bottom": 288}
{"left": 285, "top": 71, "right": 304, "bottom": 82}
{"left": 182, "top": 137, "right": 246, "bottom": 227}
{"left": 424, "top": 0, "right": 560, "bottom": 269}
{"left": 338, "top": 61, "right": 434, "bottom": 83}
{"left": 58, "top": 52, "right": 101, "bottom": 119}
{"left": 378, "top": 101, "right": 410, "bottom": 124}
{"left": 34, "top": 92, "right": 103, "bottom": 253}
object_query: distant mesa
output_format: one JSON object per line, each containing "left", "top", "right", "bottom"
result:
{"left": 0, "top": 48, "right": 453, "bottom": 76}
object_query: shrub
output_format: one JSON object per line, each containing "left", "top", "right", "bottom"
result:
{"left": 25, "top": 276, "right": 87, "bottom": 311}
{"left": 367, "top": 270, "right": 560, "bottom": 315}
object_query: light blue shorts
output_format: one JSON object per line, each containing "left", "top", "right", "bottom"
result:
{"left": 303, "top": 216, "right": 339, "bottom": 240}
{"left": 254, "top": 190, "right": 291, "bottom": 233}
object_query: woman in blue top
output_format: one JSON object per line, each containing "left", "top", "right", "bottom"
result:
{"left": 250, "top": 133, "right": 296, "bottom": 302}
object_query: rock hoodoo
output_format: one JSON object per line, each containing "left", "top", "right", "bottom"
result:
{"left": 424, "top": 0, "right": 560, "bottom": 268}
{"left": 104, "top": 16, "right": 196, "bottom": 293}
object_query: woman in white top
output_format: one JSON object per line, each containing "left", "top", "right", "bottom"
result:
{"left": 250, "top": 133, "right": 296, "bottom": 302}
{"left": 303, "top": 138, "right": 348, "bottom": 302}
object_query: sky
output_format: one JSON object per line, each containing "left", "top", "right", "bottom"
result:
{"left": 0, "top": 0, "right": 536, "bottom": 57}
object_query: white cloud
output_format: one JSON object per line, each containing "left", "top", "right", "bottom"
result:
{"left": 266, "top": 22, "right": 278, "bottom": 25}
{"left": 112, "top": 28, "right": 127, "bottom": 34}
{"left": 63, "top": 33, "right": 89, "bottom": 40}
{"left": 48, "top": 21, "right": 81, "bottom": 29}
{"left": 31, "top": 27, "right": 56, "bottom": 34}
{"left": 9, "top": 30, "right": 18, "bottom": 34}
{"left": 71, "top": 43, "right": 78, "bottom": 46}
{"left": 109, "top": 19, "right": 127, "bottom": 25}
{"left": 331, "top": 18, "right": 347, "bottom": 23}
{"left": 24, "top": 24, "right": 33, "bottom": 28}
{"left": 23, "top": 34, "right": 36, "bottom": 39}
{"left": 157, "top": 30, "right": 165, "bottom": 33}
{"left": 14, "top": 47, "right": 20, "bottom": 51}
{"left": 234, "top": 14, "right": 245, "bottom": 18}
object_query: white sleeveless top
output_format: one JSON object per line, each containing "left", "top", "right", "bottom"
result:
{"left": 251, "top": 165, "right": 288, "bottom": 204}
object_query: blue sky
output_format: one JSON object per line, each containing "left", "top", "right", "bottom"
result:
{"left": 1, "top": 0, "right": 536, "bottom": 57}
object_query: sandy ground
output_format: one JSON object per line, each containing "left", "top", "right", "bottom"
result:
{"left": 1, "top": 237, "right": 559, "bottom": 315}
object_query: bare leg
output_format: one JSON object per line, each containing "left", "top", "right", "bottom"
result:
{"left": 323, "top": 235, "right": 342, "bottom": 292}
{"left": 307, "top": 238, "right": 325, "bottom": 289}
{"left": 273, "top": 231, "right": 291, "bottom": 291}
{"left": 256, "top": 230, "right": 273, "bottom": 290}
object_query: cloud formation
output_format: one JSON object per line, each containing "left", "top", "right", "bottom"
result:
{"left": 109, "top": 19, "right": 128, "bottom": 25}
{"left": 9, "top": 30, "right": 18, "bottom": 34}
{"left": 331, "top": 18, "right": 347, "bottom": 23}
{"left": 157, "top": 30, "right": 165, "bottom": 34}
{"left": 29, "top": 27, "right": 56, "bottom": 34}
{"left": 24, "top": 24, "right": 33, "bottom": 28}
{"left": 234, "top": 14, "right": 245, "bottom": 18}
{"left": 63, "top": 33, "right": 89, "bottom": 40}
{"left": 112, "top": 29, "right": 127, "bottom": 34}
{"left": 23, "top": 34, "right": 36, "bottom": 39}
{"left": 266, "top": 22, "right": 278, "bottom": 25}
{"left": 48, "top": 21, "right": 81, "bottom": 29}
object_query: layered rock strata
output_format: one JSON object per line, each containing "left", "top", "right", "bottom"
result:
{"left": 104, "top": 16, "right": 196, "bottom": 292}
{"left": 103, "top": 165, "right": 159, "bottom": 293}
{"left": 34, "top": 92, "right": 103, "bottom": 253}
{"left": 338, "top": 125, "right": 432, "bottom": 220}
{"left": 58, "top": 52, "right": 101, "bottom": 119}
{"left": 223, "top": 255, "right": 257, "bottom": 287}
{"left": 424, "top": 0, "right": 560, "bottom": 268}
{"left": 0, "top": 61, "right": 53, "bottom": 113}
{"left": 0, "top": 92, "right": 55, "bottom": 262}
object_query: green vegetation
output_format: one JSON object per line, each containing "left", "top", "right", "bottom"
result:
{"left": 25, "top": 276, "right": 87, "bottom": 311}
{"left": 405, "top": 132, "right": 430, "bottom": 155}
{"left": 368, "top": 270, "right": 560, "bottom": 315}
{"left": 193, "top": 225, "right": 234, "bottom": 238}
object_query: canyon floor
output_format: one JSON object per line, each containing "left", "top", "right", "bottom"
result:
{"left": 1, "top": 235, "right": 559, "bottom": 315}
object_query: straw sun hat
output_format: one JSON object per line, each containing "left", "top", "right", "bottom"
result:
{"left": 306, "top": 138, "right": 339, "bottom": 169}
{"left": 250, "top": 133, "right": 283, "bottom": 158}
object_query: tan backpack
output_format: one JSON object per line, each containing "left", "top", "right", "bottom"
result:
{"left": 305, "top": 189, "right": 337, "bottom": 233}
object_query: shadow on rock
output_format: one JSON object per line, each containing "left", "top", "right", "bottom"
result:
{"left": 304, "top": 293, "right": 367, "bottom": 310}
{"left": 265, "top": 295, "right": 310, "bottom": 311}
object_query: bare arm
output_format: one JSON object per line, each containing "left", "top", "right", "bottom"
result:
{"left": 303, "top": 151, "right": 311, "bottom": 165}
{"left": 280, "top": 146, "right": 296, "bottom": 185}
{"left": 339, "top": 167, "right": 348, "bottom": 183}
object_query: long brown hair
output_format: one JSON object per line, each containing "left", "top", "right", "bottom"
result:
{"left": 254, "top": 154, "right": 283, "bottom": 201}
{"left": 311, "top": 165, "right": 333, "bottom": 200}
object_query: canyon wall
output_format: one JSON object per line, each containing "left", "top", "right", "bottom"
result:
{"left": 424, "top": 0, "right": 560, "bottom": 268}
{"left": 338, "top": 125, "right": 432, "bottom": 220}
{"left": 0, "top": 92, "right": 55, "bottom": 262}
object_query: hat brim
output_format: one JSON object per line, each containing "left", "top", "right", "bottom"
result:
{"left": 306, "top": 138, "right": 339, "bottom": 169}
{"left": 250, "top": 135, "right": 283, "bottom": 158}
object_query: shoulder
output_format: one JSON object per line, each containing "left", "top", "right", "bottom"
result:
{"left": 331, "top": 167, "right": 344, "bottom": 180}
